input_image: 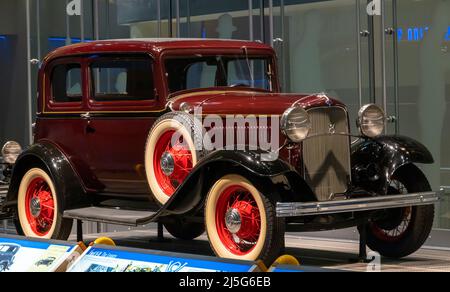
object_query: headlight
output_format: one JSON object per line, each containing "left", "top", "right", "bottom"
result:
{"left": 281, "top": 107, "right": 311, "bottom": 142}
{"left": 1, "top": 141, "right": 22, "bottom": 165}
{"left": 357, "top": 104, "right": 386, "bottom": 138}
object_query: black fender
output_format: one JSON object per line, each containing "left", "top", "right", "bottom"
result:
{"left": 351, "top": 135, "right": 433, "bottom": 195}
{"left": 4, "top": 141, "right": 88, "bottom": 213}
{"left": 156, "top": 150, "right": 317, "bottom": 217}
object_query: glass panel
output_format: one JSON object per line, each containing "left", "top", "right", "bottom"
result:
{"left": 97, "top": 0, "right": 162, "bottom": 39}
{"left": 0, "top": 1, "right": 29, "bottom": 146}
{"left": 51, "top": 63, "right": 82, "bottom": 103}
{"left": 165, "top": 56, "right": 273, "bottom": 93}
{"left": 281, "top": 0, "right": 369, "bottom": 134}
{"left": 179, "top": 0, "right": 252, "bottom": 40}
{"left": 90, "top": 57, "right": 155, "bottom": 101}
{"left": 393, "top": 0, "right": 450, "bottom": 228}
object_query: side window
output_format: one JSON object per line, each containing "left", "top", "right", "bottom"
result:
{"left": 51, "top": 63, "right": 82, "bottom": 103}
{"left": 90, "top": 56, "right": 154, "bottom": 102}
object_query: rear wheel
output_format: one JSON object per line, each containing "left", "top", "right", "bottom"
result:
{"left": 205, "top": 175, "right": 284, "bottom": 264}
{"left": 16, "top": 168, "right": 72, "bottom": 240}
{"left": 362, "top": 165, "right": 435, "bottom": 258}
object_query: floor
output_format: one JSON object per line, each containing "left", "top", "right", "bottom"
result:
{"left": 69, "top": 225, "right": 450, "bottom": 272}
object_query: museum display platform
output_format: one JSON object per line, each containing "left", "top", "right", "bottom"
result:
{"left": 0, "top": 233, "right": 321, "bottom": 272}
{"left": 1, "top": 222, "right": 449, "bottom": 272}
{"left": 68, "top": 226, "right": 450, "bottom": 272}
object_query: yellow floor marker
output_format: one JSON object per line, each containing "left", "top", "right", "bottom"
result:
{"left": 92, "top": 237, "right": 116, "bottom": 247}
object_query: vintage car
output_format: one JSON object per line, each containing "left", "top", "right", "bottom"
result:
{"left": 0, "top": 243, "right": 20, "bottom": 272}
{"left": 35, "top": 256, "right": 56, "bottom": 267}
{"left": 0, "top": 39, "right": 441, "bottom": 264}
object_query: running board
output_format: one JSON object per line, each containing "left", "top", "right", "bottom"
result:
{"left": 276, "top": 189, "right": 443, "bottom": 218}
{"left": 63, "top": 207, "right": 157, "bottom": 226}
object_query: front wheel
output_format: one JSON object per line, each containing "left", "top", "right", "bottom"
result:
{"left": 205, "top": 175, "right": 285, "bottom": 264}
{"left": 361, "top": 165, "right": 435, "bottom": 258}
{"left": 15, "top": 168, "right": 72, "bottom": 240}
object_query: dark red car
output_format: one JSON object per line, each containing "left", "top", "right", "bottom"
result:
{"left": 0, "top": 39, "right": 441, "bottom": 263}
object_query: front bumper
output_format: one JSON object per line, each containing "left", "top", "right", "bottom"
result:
{"left": 276, "top": 189, "right": 443, "bottom": 217}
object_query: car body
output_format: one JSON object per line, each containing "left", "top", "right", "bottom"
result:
{"left": 0, "top": 39, "right": 441, "bottom": 263}
{"left": 0, "top": 243, "right": 20, "bottom": 271}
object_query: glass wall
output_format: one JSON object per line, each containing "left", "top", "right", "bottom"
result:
{"left": 393, "top": 0, "right": 450, "bottom": 228}
{"left": 0, "top": 0, "right": 30, "bottom": 147}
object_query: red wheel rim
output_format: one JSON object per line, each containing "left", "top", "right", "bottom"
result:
{"left": 371, "top": 207, "right": 412, "bottom": 242}
{"left": 24, "top": 177, "right": 55, "bottom": 236}
{"left": 215, "top": 186, "right": 261, "bottom": 256}
{"left": 153, "top": 130, "right": 194, "bottom": 197}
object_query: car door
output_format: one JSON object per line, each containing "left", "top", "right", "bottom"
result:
{"left": 36, "top": 57, "right": 98, "bottom": 190}
{"left": 84, "top": 53, "right": 165, "bottom": 196}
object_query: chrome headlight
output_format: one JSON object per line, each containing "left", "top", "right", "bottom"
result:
{"left": 1, "top": 141, "right": 22, "bottom": 165}
{"left": 281, "top": 107, "right": 311, "bottom": 142}
{"left": 357, "top": 104, "right": 386, "bottom": 138}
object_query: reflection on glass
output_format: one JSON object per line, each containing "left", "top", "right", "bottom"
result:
{"left": 397, "top": 0, "right": 450, "bottom": 228}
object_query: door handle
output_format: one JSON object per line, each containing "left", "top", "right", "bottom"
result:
{"left": 81, "top": 112, "right": 96, "bottom": 134}
{"left": 81, "top": 112, "right": 91, "bottom": 119}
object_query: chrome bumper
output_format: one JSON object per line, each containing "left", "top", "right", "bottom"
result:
{"left": 276, "top": 189, "right": 443, "bottom": 218}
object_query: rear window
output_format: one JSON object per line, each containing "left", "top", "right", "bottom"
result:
{"left": 51, "top": 63, "right": 82, "bottom": 103}
{"left": 90, "top": 56, "right": 155, "bottom": 102}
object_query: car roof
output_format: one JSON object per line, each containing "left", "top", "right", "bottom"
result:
{"left": 44, "top": 38, "right": 274, "bottom": 62}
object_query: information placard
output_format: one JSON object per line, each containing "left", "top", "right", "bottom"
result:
{"left": 0, "top": 235, "right": 83, "bottom": 272}
{"left": 68, "top": 245, "right": 257, "bottom": 273}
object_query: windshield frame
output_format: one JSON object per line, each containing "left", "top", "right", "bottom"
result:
{"left": 161, "top": 49, "right": 279, "bottom": 98}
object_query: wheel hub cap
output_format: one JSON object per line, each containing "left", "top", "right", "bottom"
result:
{"left": 225, "top": 208, "right": 242, "bottom": 234}
{"left": 216, "top": 186, "right": 262, "bottom": 256}
{"left": 160, "top": 152, "right": 175, "bottom": 176}
{"left": 30, "top": 197, "right": 41, "bottom": 218}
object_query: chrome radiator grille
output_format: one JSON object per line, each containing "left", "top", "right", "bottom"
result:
{"left": 302, "top": 107, "right": 351, "bottom": 201}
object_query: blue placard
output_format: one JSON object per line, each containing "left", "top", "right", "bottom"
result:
{"left": 68, "top": 245, "right": 255, "bottom": 273}
{"left": 0, "top": 235, "right": 79, "bottom": 272}
{"left": 0, "top": 237, "right": 74, "bottom": 250}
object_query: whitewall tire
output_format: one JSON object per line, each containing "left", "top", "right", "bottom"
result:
{"left": 145, "top": 113, "right": 203, "bottom": 205}
{"left": 17, "top": 168, "right": 59, "bottom": 239}
{"left": 205, "top": 175, "right": 285, "bottom": 263}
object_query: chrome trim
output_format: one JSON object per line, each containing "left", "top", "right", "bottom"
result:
{"left": 0, "top": 184, "right": 8, "bottom": 199}
{"left": 303, "top": 132, "right": 361, "bottom": 140}
{"left": 225, "top": 208, "right": 242, "bottom": 234}
{"left": 276, "top": 189, "right": 443, "bottom": 217}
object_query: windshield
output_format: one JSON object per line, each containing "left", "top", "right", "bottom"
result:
{"left": 165, "top": 55, "right": 274, "bottom": 94}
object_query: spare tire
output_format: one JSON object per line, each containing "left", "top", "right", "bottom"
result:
{"left": 145, "top": 112, "right": 206, "bottom": 205}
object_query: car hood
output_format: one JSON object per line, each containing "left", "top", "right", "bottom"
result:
{"left": 169, "top": 89, "right": 345, "bottom": 115}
